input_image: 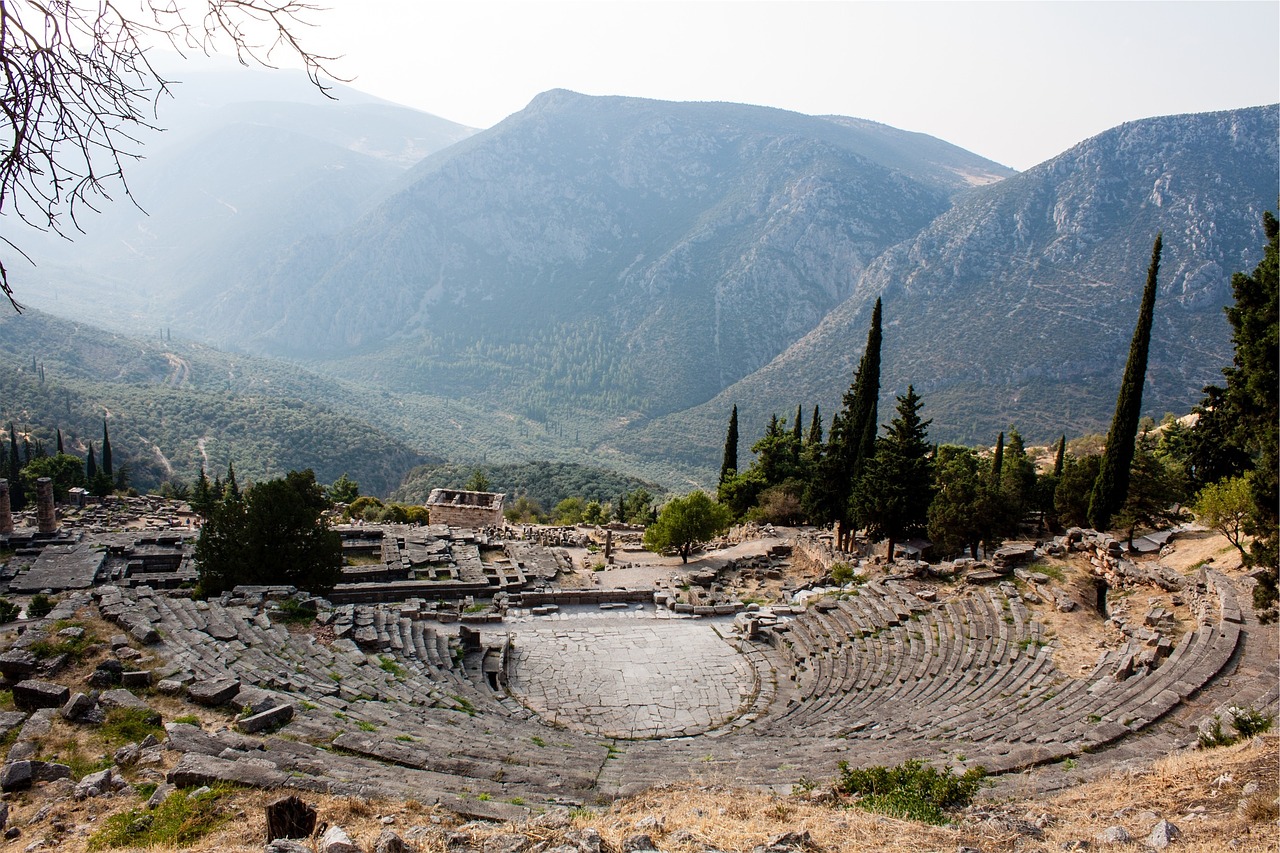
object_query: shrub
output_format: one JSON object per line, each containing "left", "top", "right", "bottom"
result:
{"left": 88, "top": 785, "right": 234, "bottom": 849}
{"left": 836, "top": 758, "right": 986, "bottom": 825}
{"left": 1199, "top": 706, "right": 1275, "bottom": 748}
{"left": 27, "top": 594, "right": 54, "bottom": 619}
{"left": 0, "top": 598, "right": 19, "bottom": 623}
{"left": 831, "top": 563, "right": 857, "bottom": 584}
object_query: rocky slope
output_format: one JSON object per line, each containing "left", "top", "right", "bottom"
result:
{"left": 631, "top": 105, "right": 1279, "bottom": 466}
{"left": 185, "top": 90, "right": 1012, "bottom": 415}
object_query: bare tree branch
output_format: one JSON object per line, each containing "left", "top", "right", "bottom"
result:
{"left": 0, "top": 0, "right": 338, "bottom": 312}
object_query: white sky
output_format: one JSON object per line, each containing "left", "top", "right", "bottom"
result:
{"left": 245, "top": 2, "right": 1277, "bottom": 171}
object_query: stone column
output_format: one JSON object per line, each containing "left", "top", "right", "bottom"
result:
{"left": 0, "top": 479, "right": 12, "bottom": 535}
{"left": 36, "top": 477, "right": 57, "bottom": 535}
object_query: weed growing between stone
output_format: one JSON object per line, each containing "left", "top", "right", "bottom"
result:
{"left": 835, "top": 758, "right": 986, "bottom": 825}
{"left": 1198, "top": 706, "right": 1275, "bottom": 749}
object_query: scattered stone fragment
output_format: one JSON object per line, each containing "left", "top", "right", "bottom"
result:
{"left": 1097, "top": 825, "right": 1131, "bottom": 844}
{"left": 1147, "top": 819, "right": 1180, "bottom": 850}
{"left": 267, "top": 841, "right": 313, "bottom": 853}
{"left": 188, "top": 677, "right": 241, "bottom": 707}
{"left": 236, "top": 704, "right": 294, "bottom": 734}
{"left": 621, "top": 833, "right": 657, "bottom": 853}
{"left": 11, "top": 680, "right": 70, "bottom": 711}
{"left": 320, "top": 823, "right": 361, "bottom": 853}
{"left": 374, "top": 828, "right": 407, "bottom": 853}
{"left": 147, "top": 783, "right": 176, "bottom": 809}
{"left": 0, "top": 650, "right": 38, "bottom": 679}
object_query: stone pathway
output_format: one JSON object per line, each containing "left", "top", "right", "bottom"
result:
{"left": 506, "top": 616, "right": 754, "bottom": 738}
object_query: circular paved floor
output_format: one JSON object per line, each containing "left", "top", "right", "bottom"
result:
{"left": 506, "top": 618, "right": 755, "bottom": 739}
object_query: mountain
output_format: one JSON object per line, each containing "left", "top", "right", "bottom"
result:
{"left": 629, "top": 105, "right": 1279, "bottom": 471}
{"left": 14, "top": 64, "right": 476, "bottom": 329}
{"left": 178, "top": 90, "right": 1013, "bottom": 417}
{"left": 0, "top": 311, "right": 433, "bottom": 495}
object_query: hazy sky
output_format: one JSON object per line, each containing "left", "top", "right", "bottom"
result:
{"left": 284, "top": 1, "right": 1280, "bottom": 171}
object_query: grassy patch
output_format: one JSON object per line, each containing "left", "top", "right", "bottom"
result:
{"left": 274, "top": 598, "right": 316, "bottom": 625}
{"left": 1028, "top": 562, "right": 1066, "bottom": 582}
{"left": 171, "top": 714, "right": 201, "bottom": 727}
{"left": 836, "top": 758, "right": 986, "bottom": 825}
{"left": 101, "top": 706, "right": 165, "bottom": 748}
{"left": 28, "top": 623, "right": 100, "bottom": 662}
{"left": 88, "top": 785, "right": 235, "bottom": 849}
{"left": 377, "top": 655, "right": 407, "bottom": 678}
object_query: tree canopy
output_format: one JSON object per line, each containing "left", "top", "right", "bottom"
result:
{"left": 195, "top": 468, "right": 342, "bottom": 596}
{"left": 643, "top": 491, "right": 733, "bottom": 563}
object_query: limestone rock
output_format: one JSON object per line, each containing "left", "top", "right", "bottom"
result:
{"left": 188, "top": 676, "right": 242, "bottom": 707}
{"left": 12, "top": 679, "right": 70, "bottom": 711}
{"left": 374, "top": 828, "right": 407, "bottom": 853}
{"left": 1097, "top": 825, "right": 1131, "bottom": 844}
{"left": 320, "top": 823, "right": 361, "bottom": 853}
{"left": 1147, "top": 819, "right": 1180, "bottom": 850}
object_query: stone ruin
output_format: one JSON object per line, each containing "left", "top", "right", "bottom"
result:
{"left": 425, "top": 489, "right": 505, "bottom": 529}
{"left": 0, "top": 504, "right": 1273, "bottom": 829}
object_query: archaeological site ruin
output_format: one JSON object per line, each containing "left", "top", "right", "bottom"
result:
{"left": 0, "top": 481, "right": 1274, "bottom": 834}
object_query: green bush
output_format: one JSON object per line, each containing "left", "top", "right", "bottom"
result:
{"left": 0, "top": 598, "right": 18, "bottom": 623}
{"left": 831, "top": 563, "right": 857, "bottom": 584}
{"left": 836, "top": 758, "right": 986, "bottom": 825}
{"left": 1199, "top": 706, "right": 1274, "bottom": 748}
{"left": 27, "top": 593, "right": 54, "bottom": 619}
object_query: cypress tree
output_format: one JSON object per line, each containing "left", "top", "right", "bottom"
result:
{"left": 719, "top": 405, "right": 739, "bottom": 485}
{"left": 1089, "top": 233, "right": 1163, "bottom": 531}
{"left": 791, "top": 405, "right": 804, "bottom": 445}
{"left": 101, "top": 419, "right": 113, "bottom": 477}
{"left": 804, "top": 298, "right": 883, "bottom": 545}
{"left": 86, "top": 442, "right": 97, "bottom": 480}
{"left": 55, "top": 428, "right": 63, "bottom": 454}
{"left": 7, "top": 424, "right": 24, "bottom": 511}
{"left": 848, "top": 298, "right": 883, "bottom": 479}
{"left": 224, "top": 462, "right": 240, "bottom": 501}
{"left": 990, "top": 432, "right": 1005, "bottom": 487}
{"left": 1053, "top": 435, "right": 1066, "bottom": 478}
{"left": 806, "top": 405, "right": 823, "bottom": 447}
{"left": 850, "top": 386, "right": 933, "bottom": 561}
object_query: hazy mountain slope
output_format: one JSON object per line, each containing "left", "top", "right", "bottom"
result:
{"left": 0, "top": 311, "right": 431, "bottom": 495}
{"left": 629, "top": 105, "right": 1279, "bottom": 472}
{"left": 191, "top": 90, "right": 1013, "bottom": 418}
{"left": 12, "top": 66, "right": 476, "bottom": 329}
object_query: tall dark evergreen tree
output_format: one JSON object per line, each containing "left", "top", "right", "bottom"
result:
{"left": 806, "top": 405, "right": 823, "bottom": 448}
{"left": 7, "top": 424, "right": 25, "bottom": 511}
{"left": 1186, "top": 212, "right": 1278, "bottom": 616}
{"left": 990, "top": 432, "right": 1005, "bottom": 487}
{"left": 1089, "top": 233, "right": 1162, "bottom": 531}
{"left": 850, "top": 386, "right": 933, "bottom": 561}
{"left": 224, "top": 462, "right": 240, "bottom": 501}
{"left": 805, "top": 298, "right": 883, "bottom": 547}
{"left": 190, "top": 466, "right": 215, "bottom": 517}
{"left": 719, "top": 405, "right": 739, "bottom": 485}
{"left": 1053, "top": 436, "right": 1066, "bottom": 478}
{"left": 55, "top": 429, "right": 63, "bottom": 454}
{"left": 847, "top": 297, "right": 883, "bottom": 480}
{"left": 101, "top": 419, "right": 113, "bottom": 477}
{"left": 86, "top": 442, "right": 97, "bottom": 480}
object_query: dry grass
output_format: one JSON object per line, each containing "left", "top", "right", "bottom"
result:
{"left": 19, "top": 735, "right": 1275, "bottom": 853}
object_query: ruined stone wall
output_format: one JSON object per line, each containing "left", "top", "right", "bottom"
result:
{"left": 429, "top": 504, "right": 504, "bottom": 529}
